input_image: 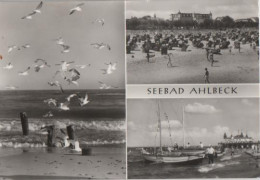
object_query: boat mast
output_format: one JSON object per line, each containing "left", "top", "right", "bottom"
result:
{"left": 182, "top": 106, "right": 185, "bottom": 148}
{"left": 158, "top": 102, "right": 162, "bottom": 153}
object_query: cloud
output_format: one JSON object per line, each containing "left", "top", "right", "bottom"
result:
{"left": 185, "top": 103, "right": 220, "bottom": 114}
{"left": 241, "top": 99, "right": 253, "bottom": 106}
{"left": 148, "top": 120, "right": 182, "bottom": 131}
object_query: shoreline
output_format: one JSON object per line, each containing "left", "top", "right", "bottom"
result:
{"left": 0, "top": 146, "right": 126, "bottom": 179}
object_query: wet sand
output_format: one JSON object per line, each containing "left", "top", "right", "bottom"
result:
{"left": 127, "top": 41, "right": 259, "bottom": 84}
{"left": 0, "top": 146, "right": 126, "bottom": 179}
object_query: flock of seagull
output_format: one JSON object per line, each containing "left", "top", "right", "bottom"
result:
{"left": 1, "top": 2, "right": 120, "bottom": 118}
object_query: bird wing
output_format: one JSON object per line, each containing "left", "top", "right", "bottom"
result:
{"left": 34, "top": 65, "right": 40, "bottom": 72}
{"left": 69, "top": 9, "right": 76, "bottom": 15}
{"left": 61, "top": 44, "right": 70, "bottom": 50}
{"left": 69, "top": 68, "right": 80, "bottom": 76}
{"left": 67, "top": 61, "right": 74, "bottom": 64}
{"left": 111, "top": 63, "right": 117, "bottom": 70}
{"left": 35, "top": 1, "right": 43, "bottom": 10}
{"left": 35, "top": 58, "right": 45, "bottom": 63}
{"left": 84, "top": 93, "right": 88, "bottom": 100}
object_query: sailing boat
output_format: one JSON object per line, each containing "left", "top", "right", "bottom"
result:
{"left": 142, "top": 102, "right": 205, "bottom": 163}
{"left": 179, "top": 106, "right": 205, "bottom": 156}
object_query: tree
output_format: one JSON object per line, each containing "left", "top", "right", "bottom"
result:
{"left": 223, "top": 132, "right": 227, "bottom": 139}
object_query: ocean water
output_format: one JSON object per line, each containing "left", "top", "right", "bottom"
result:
{"left": 0, "top": 89, "right": 125, "bottom": 148}
{"left": 128, "top": 148, "right": 260, "bottom": 178}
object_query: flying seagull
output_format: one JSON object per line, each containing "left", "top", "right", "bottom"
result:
{"left": 34, "top": 59, "right": 51, "bottom": 72}
{"left": 54, "top": 37, "right": 65, "bottom": 45}
{"left": 43, "top": 98, "right": 57, "bottom": 107}
{"left": 48, "top": 81, "right": 64, "bottom": 93}
{"left": 90, "top": 43, "right": 111, "bottom": 50}
{"left": 66, "top": 94, "right": 77, "bottom": 102}
{"left": 98, "top": 81, "right": 118, "bottom": 89}
{"left": 92, "top": 18, "right": 105, "bottom": 26}
{"left": 69, "top": 3, "right": 84, "bottom": 15}
{"left": 77, "top": 93, "right": 90, "bottom": 107}
{"left": 75, "top": 64, "right": 91, "bottom": 69}
{"left": 55, "top": 61, "right": 74, "bottom": 71}
{"left": 18, "top": 67, "right": 30, "bottom": 76}
{"left": 43, "top": 111, "right": 54, "bottom": 118}
{"left": 2, "top": 63, "right": 14, "bottom": 70}
{"left": 59, "top": 44, "right": 70, "bottom": 53}
{"left": 21, "top": 1, "right": 43, "bottom": 19}
{"left": 8, "top": 45, "right": 18, "bottom": 53}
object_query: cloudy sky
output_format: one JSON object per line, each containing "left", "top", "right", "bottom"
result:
{"left": 126, "top": 0, "right": 259, "bottom": 20}
{"left": 0, "top": 1, "right": 124, "bottom": 90}
{"left": 127, "top": 98, "right": 259, "bottom": 147}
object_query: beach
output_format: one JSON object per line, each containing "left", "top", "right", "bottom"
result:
{"left": 0, "top": 146, "right": 126, "bottom": 179}
{"left": 127, "top": 30, "right": 259, "bottom": 84}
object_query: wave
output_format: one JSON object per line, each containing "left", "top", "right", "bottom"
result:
{"left": 198, "top": 161, "right": 240, "bottom": 173}
{"left": 0, "top": 119, "right": 126, "bottom": 132}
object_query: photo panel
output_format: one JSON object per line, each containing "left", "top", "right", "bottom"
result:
{"left": 126, "top": 0, "right": 259, "bottom": 84}
{"left": 127, "top": 98, "right": 260, "bottom": 179}
{"left": 0, "top": 0, "right": 126, "bottom": 179}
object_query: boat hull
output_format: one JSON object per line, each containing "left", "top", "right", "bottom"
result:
{"left": 143, "top": 154, "right": 204, "bottom": 163}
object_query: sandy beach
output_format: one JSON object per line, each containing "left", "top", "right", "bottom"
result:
{"left": 127, "top": 35, "right": 259, "bottom": 84}
{"left": 0, "top": 145, "right": 126, "bottom": 179}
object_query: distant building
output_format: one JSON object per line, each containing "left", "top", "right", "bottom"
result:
{"left": 219, "top": 131, "right": 259, "bottom": 148}
{"left": 235, "top": 17, "right": 259, "bottom": 23}
{"left": 170, "top": 11, "right": 212, "bottom": 24}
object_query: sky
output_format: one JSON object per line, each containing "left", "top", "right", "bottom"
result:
{"left": 127, "top": 98, "right": 259, "bottom": 147}
{"left": 0, "top": 1, "right": 125, "bottom": 90}
{"left": 126, "top": 0, "right": 259, "bottom": 20}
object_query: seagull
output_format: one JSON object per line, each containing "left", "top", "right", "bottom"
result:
{"left": 68, "top": 68, "right": 80, "bottom": 80}
{"left": 34, "top": 59, "right": 51, "bottom": 72}
{"left": 69, "top": 3, "right": 84, "bottom": 15}
{"left": 21, "top": 1, "right": 43, "bottom": 19}
{"left": 43, "top": 111, "right": 54, "bottom": 118}
{"left": 75, "top": 64, "right": 91, "bottom": 69}
{"left": 59, "top": 44, "right": 70, "bottom": 53}
{"left": 90, "top": 43, "right": 111, "bottom": 50}
{"left": 101, "top": 62, "right": 116, "bottom": 75}
{"left": 21, "top": 44, "right": 31, "bottom": 49}
{"left": 66, "top": 79, "right": 79, "bottom": 86}
{"left": 105, "top": 62, "right": 117, "bottom": 71}
{"left": 48, "top": 81, "right": 64, "bottom": 93}
{"left": 5, "top": 86, "right": 18, "bottom": 90}
{"left": 18, "top": 67, "right": 30, "bottom": 76}
{"left": 69, "top": 140, "right": 82, "bottom": 152}
{"left": 77, "top": 93, "right": 90, "bottom": 106}
{"left": 8, "top": 45, "right": 18, "bottom": 53}
{"left": 55, "top": 61, "right": 74, "bottom": 71}
{"left": 98, "top": 81, "right": 118, "bottom": 89}
{"left": 54, "top": 37, "right": 65, "bottom": 45}
{"left": 66, "top": 94, "right": 77, "bottom": 102}
{"left": 43, "top": 98, "right": 57, "bottom": 107}
{"left": 2, "top": 63, "right": 13, "bottom": 70}
{"left": 92, "top": 18, "right": 105, "bottom": 26}
{"left": 57, "top": 101, "right": 70, "bottom": 111}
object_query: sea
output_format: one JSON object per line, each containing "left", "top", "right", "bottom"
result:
{"left": 128, "top": 148, "right": 260, "bottom": 178}
{"left": 0, "top": 89, "right": 125, "bottom": 148}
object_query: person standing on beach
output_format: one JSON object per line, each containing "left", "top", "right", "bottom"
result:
{"left": 166, "top": 53, "right": 173, "bottom": 67}
{"left": 204, "top": 68, "right": 210, "bottom": 84}
{"left": 207, "top": 145, "right": 215, "bottom": 164}
{"left": 209, "top": 52, "right": 214, "bottom": 67}
{"left": 206, "top": 48, "right": 210, "bottom": 61}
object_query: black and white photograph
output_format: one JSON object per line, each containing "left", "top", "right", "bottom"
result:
{"left": 127, "top": 98, "right": 260, "bottom": 179}
{"left": 0, "top": 1, "right": 125, "bottom": 179}
{"left": 126, "top": 0, "right": 259, "bottom": 84}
